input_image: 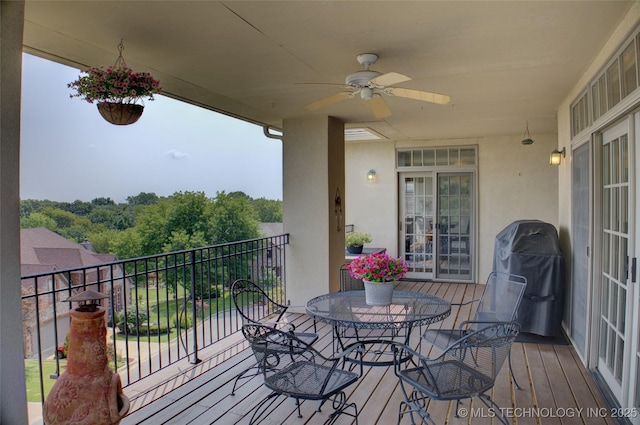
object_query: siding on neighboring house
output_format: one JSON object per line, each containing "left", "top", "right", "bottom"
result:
{"left": 256, "top": 223, "right": 284, "bottom": 281}
{"left": 20, "top": 228, "right": 131, "bottom": 358}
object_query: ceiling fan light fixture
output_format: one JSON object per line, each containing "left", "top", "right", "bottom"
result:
{"left": 302, "top": 52, "right": 451, "bottom": 118}
{"left": 361, "top": 87, "right": 374, "bottom": 100}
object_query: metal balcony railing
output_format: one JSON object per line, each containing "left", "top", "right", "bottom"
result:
{"left": 21, "top": 234, "right": 289, "bottom": 405}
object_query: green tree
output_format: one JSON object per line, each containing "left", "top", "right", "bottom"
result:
{"left": 40, "top": 207, "right": 79, "bottom": 229}
{"left": 136, "top": 191, "right": 215, "bottom": 256}
{"left": 67, "top": 200, "right": 93, "bottom": 216}
{"left": 91, "top": 197, "right": 115, "bottom": 206}
{"left": 210, "top": 191, "right": 260, "bottom": 243}
{"left": 88, "top": 207, "right": 117, "bottom": 227}
{"left": 20, "top": 212, "right": 57, "bottom": 231}
{"left": 111, "top": 228, "right": 142, "bottom": 259}
{"left": 127, "top": 192, "right": 159, "bottom": 206}
{"left": 252, "top": 197, "right": 283, "bottom": 222}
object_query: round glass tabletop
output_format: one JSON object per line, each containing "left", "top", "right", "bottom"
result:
{"left": 306, "top": 290, "right": 451, "bottom": 330}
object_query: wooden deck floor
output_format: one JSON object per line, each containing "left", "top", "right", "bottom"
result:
{"left": 119, "top": 281, "right": 618, "bottom": 425}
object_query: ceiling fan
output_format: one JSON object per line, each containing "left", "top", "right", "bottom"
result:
{"left": 302, "top": 53, "right": 450, "bottom": 119}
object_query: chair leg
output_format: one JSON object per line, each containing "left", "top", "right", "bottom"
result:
{"left": 297, "top": 398, "right": 303, "bottom": 418}
{"left": 249, "top": 392, "right": 280, "bottom": 424}
{"left": 478, "top": 393, "right": 511, "bottom": 425}
{"left": 230, "top": 364, "right": 261, "bottom": 395}
{"left": 324, "top": 391, "right": 358, "bottom": 425}
{"left": 508, "top": 350, "right": 522, "bottom": 390}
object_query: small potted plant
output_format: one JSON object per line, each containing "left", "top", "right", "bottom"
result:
{"left": 68, "top": 41, "right": 161, "bottom": 125}
{"left": 345, "top": 230, "right": 372, "bottom": 254}
{"left": 346, "top": 252, "right": 408, "bottom": 305}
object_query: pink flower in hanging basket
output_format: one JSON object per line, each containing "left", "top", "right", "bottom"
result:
{"left": 68, "top": 64, "right": 161, "bottom": 104}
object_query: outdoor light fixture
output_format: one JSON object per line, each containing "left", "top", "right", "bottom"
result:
{"left": 367, "top": 169, "right": 376, "bottom": 182}
{"left": 550, "top": 147, "right": 566, "bottom": 165}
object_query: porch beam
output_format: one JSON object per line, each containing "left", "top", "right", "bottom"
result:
{"left": 0, "top": 0, "right": 28, "bottom": 423}
{"left": 283, "top": 116, "right": 345, "bottom": 308}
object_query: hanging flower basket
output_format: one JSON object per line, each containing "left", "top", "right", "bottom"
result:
{"left": 68, "top": 40, "right": 161, "bottom": 126}
{"left": 97, "top": 102, "right": 144, "bottom": 125}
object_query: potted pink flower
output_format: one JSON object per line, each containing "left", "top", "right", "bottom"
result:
{"left": 346, "top": 252, "right": 408, "bottom": 305}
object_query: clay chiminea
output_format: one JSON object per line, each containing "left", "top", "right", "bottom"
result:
{"left": 43, "top": 289, "right": 130, "bottom": 425}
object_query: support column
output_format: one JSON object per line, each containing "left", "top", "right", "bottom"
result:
{"left": 0, "top": 1, "right": 28, "bottom": 424}
{"left": 283, "top": 116, "right": 345, "bottom": 309}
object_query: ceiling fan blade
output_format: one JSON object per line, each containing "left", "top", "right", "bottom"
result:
{"left": 367, "top": 95, "right": 392, "bottom": 119}
{"left": 385, "top": 87, "right": 451, "bottom": 105}
{"left": 370, "top": 72, "right": 411, "bottom": 87}
{"left": 302, "top": 92, "right": 353, "bottom": 112}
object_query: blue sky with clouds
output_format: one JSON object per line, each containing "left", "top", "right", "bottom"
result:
{"left": 20, "top": 53, "right": 283, "bottom": 203}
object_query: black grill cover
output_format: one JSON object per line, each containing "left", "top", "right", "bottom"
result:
{"left": 492, "top": 220, "right": 565, "bottom": 336}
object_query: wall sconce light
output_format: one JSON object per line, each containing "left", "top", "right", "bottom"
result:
{"left": 367, "top": 169, "right": 376, "bottom": 182}
{"left": 550, "top": 147, "right": 566, "bottom": 165}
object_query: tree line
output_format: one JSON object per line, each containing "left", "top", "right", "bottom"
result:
{"left": 20, "top": 191, "right": 283, "bottom": 260}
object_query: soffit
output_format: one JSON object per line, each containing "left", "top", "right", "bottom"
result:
{"left": 23, "top": 1, "right": 634, "bottom": 140}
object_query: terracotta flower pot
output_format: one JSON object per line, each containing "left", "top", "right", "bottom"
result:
{"left": 43, "top": 305, "right": 129, "bottom": 425}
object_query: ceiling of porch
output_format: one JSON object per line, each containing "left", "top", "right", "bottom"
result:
{"left": 22, "top": 1, "right": 634, "bottom": 141}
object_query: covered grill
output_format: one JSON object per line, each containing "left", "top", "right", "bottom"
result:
{"left": 492, "top": 220, "right": 565, "bottom": 336}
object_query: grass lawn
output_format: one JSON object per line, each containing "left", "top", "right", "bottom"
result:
{"left": 25, "top": 357, "right": 124, "bottom": 402}
{"left": 24, "top": 359, "right": 65, "bottom": 403}
{"left": 112, "top": 286, "right": 234, "bottom": 344}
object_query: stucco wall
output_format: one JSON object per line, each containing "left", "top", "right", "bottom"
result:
{"left": 283, "top": 116, "right": 345, "bottom": 308}
{"left": 345, "top": 134, "right": 558, "bottom": 283}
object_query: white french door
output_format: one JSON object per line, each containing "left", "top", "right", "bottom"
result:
{"left": 400, "top": 172, "right": 474, "bottom": 281}
{"left": 596, "top": 118, "right": 638, "bottom": 413}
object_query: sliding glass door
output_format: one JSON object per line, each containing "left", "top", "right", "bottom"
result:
{"left": 400, "top": 171, "right": 474, "bottom": 281}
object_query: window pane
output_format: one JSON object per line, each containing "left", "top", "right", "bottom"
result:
{"left": 580, "top": 94, "right": 589, "bottom": 129}
{"left": 611, "top": 138, "right": 620, "bottom": 184}
{"left": 412, "top": 150, "right": 423, "bottom": 166}
{"left": 607, "top": 58, "right": 621, "bottom": 109}
{"left": 423, "top": 149, "right": 435, "bottom": 166}
{"left": 603, "top": 143, "right": 610, "bottom": 185}
{"left": 621, "top": 135, "right": 629, "bottom": 183}
{"left": 599, "top": 74, "right": 608, "bottom": 114}
{"left": 398, "top": 151, "right": 411, "bottom": 167}
{"left": 459, "top": 148, "right": 475, "bottom": 165}
{"left": 572, "top": 103, "right": 579, "bottom": 135}
{"left": 592, "top": 81, "right": 600, "bottom": 120}
{"left": 603, "top": 188, "right": 611, "bottom": 231}
{"left": 436, "top": 149, "right": 448, "bottom": 166}
{"left": 621, "top": 41, "right": 637, "bottom": 97}
{"left": 448, "top": 148, "right": 460, "bottom": 165}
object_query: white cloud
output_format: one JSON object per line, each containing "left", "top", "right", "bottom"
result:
{"left": 166, "top": 149, "right": 188, "bottom": 159}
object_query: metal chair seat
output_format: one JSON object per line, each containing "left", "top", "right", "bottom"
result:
{"left": 265, "top": 360, "right": 359, "bottom": 400}
{"left": 243, "top": 323, "right": 364, "bottom": 425}
{"left": 395, "top": 321, "right": 520, "bottom": 425}
{"left": 398, "top": 360, "right": 493, "bottom": 400}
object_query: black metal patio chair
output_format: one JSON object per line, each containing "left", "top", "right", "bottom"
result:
{"left": 394, "top": 321, "right": 521, "bottom": 425}
{"left": 242, "top": 323, "right": 364, "bottom": 424}
{"left": 230, "top": 279, "right": 318, "bottom": 395}
{"left": 422, "top": 271, "right": 526, "bottom": 387}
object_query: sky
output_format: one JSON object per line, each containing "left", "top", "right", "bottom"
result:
{"left": 20, "top": 53, "right": 283, "bottom": 203}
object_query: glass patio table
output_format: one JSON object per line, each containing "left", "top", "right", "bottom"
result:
{"left": 306, "top": 290, "right": 451, "bottom": 366}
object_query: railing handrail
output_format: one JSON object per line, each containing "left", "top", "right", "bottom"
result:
{"left": 21, "top": 233, "right": 289, "bottom": 404}
{"left": 21, "top": 233, "right": 290, "bottom": 279}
